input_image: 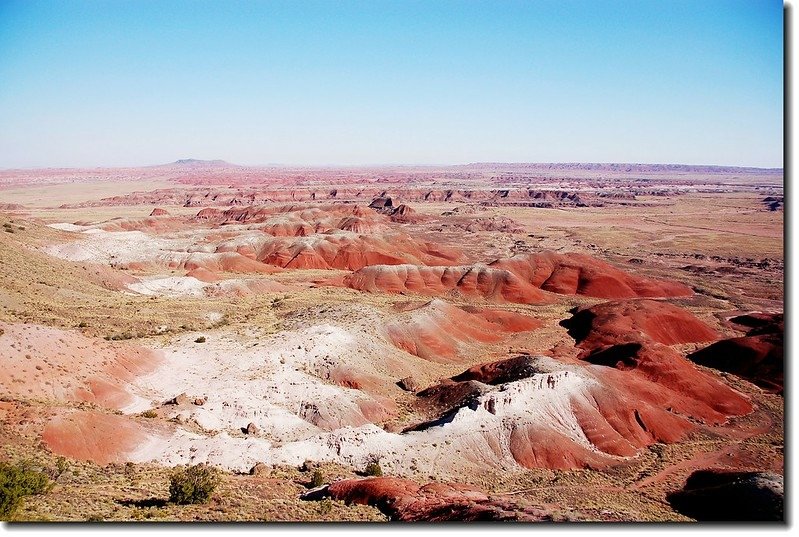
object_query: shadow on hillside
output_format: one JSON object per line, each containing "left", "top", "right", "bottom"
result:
{"left": 116, "top": 497, "right": 169, "bottom": 508}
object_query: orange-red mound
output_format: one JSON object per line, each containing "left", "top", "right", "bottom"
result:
{"left": 340, "top": 264, "right": 553, "bottom": 304}
{"left": 149, "top": 208, "right": 169, "bottom": 216}
{"left": 334, "top": 251, "right": 691, "bottom": 303}
{"left": 387, "top": 204, "right": 420, "bottom": 223}
{"left": 185, "top": 267, "right": 221, "bottom": 282}
{"left": 490, "top": 251, "right": 694, "bottom": 299}
{"left": 322, "top": 477, "right": 549, "bottom": 522}
{"left": 689, "top": 313, "right": 783, "bottom": 394}
{"left": 508, "top": 423, "right": 623, "bottom": 469}
{"left": 96, "top": 216, "right": 186, "bottom": 233}
{"left": 0, "top": 322, "right": 162, "bottom": 411}
{"left": 79, "top": 262, "right": 140, "bottom": 290}
{"left": 582, "top": 343, "right": 753, "bottom": 424}
{"left": 218, "top": 203, "right": 377, "bottom": 225}
{"left": 460, "top": 305, "right": 543, "bottom": 332}
{"left": 558, "top": 300, "right": 751, "bottom": 426}
{"left": 298, "top": 399, "right": 392, "bottom": 431}
{"left": 562, "top": 299, "right": 721, "bottom": 349}
{"left": 119, "top": 252, "right": 282, "bottom": 275}
{"left": 384, "top": 300, "right": 541, "bottom": 363}
{"left": 252, "top": 233, "right": 462, "bottom": 271}
{"left": 42, "top": 411, "right": 150, "bottom": 465}
{"left": 426, "top": 355, "right": 693, "bottom": 466}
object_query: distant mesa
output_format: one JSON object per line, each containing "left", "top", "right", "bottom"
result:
{"left": 460, "top": 162, "right": 783, "bottom": 174}
{"left": 368, "top": 196, "right": 421, "bottom": 223}
{"left": 163, "top": 158, "right": 239, "bottom": 168}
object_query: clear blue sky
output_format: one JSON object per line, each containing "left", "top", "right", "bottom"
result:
{"left": 0, "top": 0, "right": 784, "bottom": 168}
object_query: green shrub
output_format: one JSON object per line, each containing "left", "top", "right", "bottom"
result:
{"left": 310, "top": 469, "right": 324, "bottom": 488}
{"left": 318, "top": 498, "right": 333, "bottom": 515}
{"left": 140, "top": 409, "right": 158, "bottom": 419}
{"left": 194, "top": 336, "right": 206, "bottom": 343}
{"left": 0, "top": 461, "right": 51, "bottom": 520}
{"left": 55, "top": 457, "right": 69, "bottom": 478}
{"left": 364, "top": 461, "right": 383, "bottom": 477}
{"left": 168, "top": 464, "right": 219, "bottom": 505}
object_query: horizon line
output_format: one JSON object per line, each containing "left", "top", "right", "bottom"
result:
{"left": 0, "top": 160, "right": 785, "bottom": 172}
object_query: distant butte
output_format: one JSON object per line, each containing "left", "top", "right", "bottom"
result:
{"left": 161, "top": 158, "right": 239, "bottom": 168}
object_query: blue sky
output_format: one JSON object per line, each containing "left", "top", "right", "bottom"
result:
{"left": 0, "top": 0, "right": 784, "bottom": 168}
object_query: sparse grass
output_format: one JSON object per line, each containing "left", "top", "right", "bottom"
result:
{"left": 105, "top": 333, "right": 134, "bottom": 341}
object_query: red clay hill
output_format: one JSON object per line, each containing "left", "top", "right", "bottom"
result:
{"left": 689, "top": 313, "right": 783, "bottom": 394}
{"left": 334, "top": 251, "right": 693, "bottom": 303}
{"left": 308, "top": 477, "right": 552, "bottom": 522}
{"left": 489, "top": 251, "right": 693, "bottom": 299}
{"left": 404, "top": 300, "right": 752, "bottom": 470}
{"left": 384, "top": 300, "right": 541, "bottom": 363}
{"left": 561, "top": 299, "right": 721, "bottom": 350}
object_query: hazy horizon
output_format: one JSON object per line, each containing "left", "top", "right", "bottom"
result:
{"left": 0, "top": 158, "right": 786, "bottom": 172}
{"left": 0, "top": 0, "right": 784, "bottom": 169}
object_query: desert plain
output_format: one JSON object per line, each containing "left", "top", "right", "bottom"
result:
{"left": 0, "top": 161, "right": 784, "bottom": 522}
